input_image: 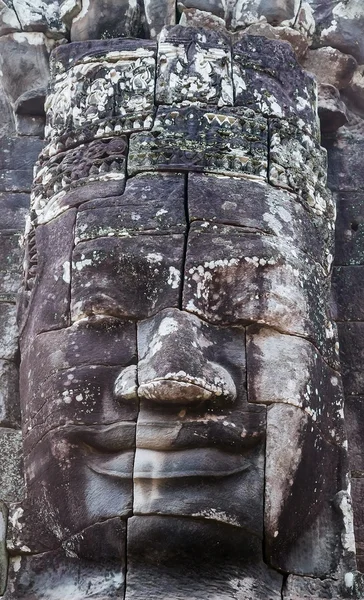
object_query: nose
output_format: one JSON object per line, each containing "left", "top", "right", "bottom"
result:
{"left": 137, "top": 308, "right": 237, "bottom": 406}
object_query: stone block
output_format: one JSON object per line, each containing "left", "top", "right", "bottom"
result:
{"left": 46, "top": 39, "right": 156, "bottom": 147}
{"left": 269, "top": 119, "right": 328, "bottom": 215}
{"left": 333, "top": 266, "right": 364, "bottom": 320}
{"left": 338, "top": 322, "right": 364, "bottom": 396}
{"left": 144, "top": 0, "right": 176, "bottom": 38}
{"left": 11, "top": 0, "right": 65, "bottom": 36}
{"left": 22, "top": 425, "right": 133, "bottom": 544}
{"left": 0, "top": 232, "right": 23, "bottom": 301}
{"left": 311, "top": 0, "right": 364, "bottom": 63}
{"left": 318, "top": 83, "right": 348, "bottom": 134}
{"left": 32, "top": 138, "right": 128, "bottom": 224}
{"left": 240, "top": 22, "right": 309, "bottom": 60}
{"left": 345, "top": 397, "right": 364, "bottom": 474}
{"left": 20, "top": 319, "right": 138, "bottom": 430}
{"left": 303, "top": 47, "right": 357, "bottom": 90}
{"left": 325, "top": 136, "right": 364, "bottom": 192}
{"left": 71, "top": 234, "right": 185, "bottom": 322}
{"left": 76, "top": 173, "right": 186, "bottom": 242}
{"left": 125, "top": 515, "right": 283, "bottom": 600}
{"left": 19, "top": 209, "right": 76, "bottom": 343}
{"left": 4, "top": 525, "right": 125, "bottom": 598}
{"left": 128, "top": 105, "right": 268, "bottom": 179}
{"left": 0, "top": 193, "right": 29, "bottom": 231}
{"left": 183, "top": 222, "right": 335, "bottom": 363}
{"left": 0, "top": 136, "right": 44, "bottom": 193}
{"left": 352, "top": 477, "right": 364, "bottom": 572}
{"left": 0, "top": 33, "right": 51, "bottom": 117}
{"left": 0, "top": 360, "right": 20, "bottom": 428}
{"left": 283, "top": 573, "right": 357, "bottom": 599}
{"left": 233, "top": 36, "right": 318, "bottom": 131}
{"left": 0, "top": 303, "right": 18, "bottom": 361}
{"left": 70, "top": 0, "right": 144, "bottom": 41}
{"left": 0, "top": 502, "right": 7, "bottom": 596}
{"left": 0, "top": 2, "right": 20, "bottom": 37}
{"left": 188, "top": 173, "right": 335, "bottom": 270}
{"left": 265, "top": 404, "right": 350, "bottom": 576}
{"left": 335, "top": 191, "right": 364, "bottom": 265}
{"left": 0, "top": 428, "right": 23, "bottom": 502}
{"left": 247, "top": 326, "right": 345, "bottom": 444}
{"left": 156, "top": 26, "right": 233, "bottom": 107}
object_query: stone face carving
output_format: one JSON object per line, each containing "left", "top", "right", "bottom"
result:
{"left": 9, "top": 28, "right": 358, "bottom": 599}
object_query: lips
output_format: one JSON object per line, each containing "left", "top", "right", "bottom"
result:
{"left": 133, "top": 448, "right": 252, "bottom": 479}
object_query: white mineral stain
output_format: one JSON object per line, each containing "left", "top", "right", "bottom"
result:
{"left": 158, "top": 317, "right": 179, "bottom": 337}
{"left": 62, "top": 261, "right": 71, "bottom": 284}
{"left": 167, "top": 266, "right": 181, "bottom": 289}
{"left": 146, "top": 253, "right": 163, "bottom": 263}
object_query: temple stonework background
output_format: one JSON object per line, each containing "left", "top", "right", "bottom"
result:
{"left": 0, "top": 1, "right": 364, "bottom": 598}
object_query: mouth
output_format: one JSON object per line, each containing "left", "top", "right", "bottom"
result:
{"left": 133, "top": 448, "right": 253, "bottom": 479}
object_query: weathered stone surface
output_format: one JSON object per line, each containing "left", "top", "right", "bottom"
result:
{"left": 294, "top": 1, "right": 316, "bottom": 40}
{"left": 10, "top": 0, "right": 65, "bottom": 36}
{"left": 0, "top": 428, "right": 23, "bottom": 502}
{"left": 0, "top": 193, "right": 29, "bottom": 231}
{"left": 247, "top": 326, "right": 345, "bottom": 444}
{"left": 346, "top": 64, "right": 364, "bottom": 113}
{"left": 333, "top": 266, "right": 364, "bottom": 321}
{"left": 269, "top": 119, "right": 328, "bottom": 215}
{"left": 70, "top": 0, "right": 144, "bottom": 41}
{"left": 128, "top": 106, "right": 268, "bottom": 179}
{"left": 76, "top": 173, "right": 186, "bottom": 242}
{"left": 345, "top": 396, "right": 364, "bottom": 474}
{"left": 352, "top": 478, "right": 364, "bottom": 571}
{"left": 188, "top": 173, "right": 335, "bottom": 270}
{"left": 240, "top": 22, "right": 309, "bottom": 60}
{"left": 32, "top": 138, "right": 128, "bottom": 224}
{"left": 0, "top": 360, "right": 20, "bottom": 428}
{"left": 126, "top": 516, "right": 283, "bottom": 600}
{"left": 4, "top": 526, "right": 126, "bottom": 599}
{"left": 309, "top": 0, "right": 364, "bottom": 63}
{"left": 183, "top": 222, "right": 334, "bottom": 362}
{"left": 135, "top": 309, "right": 266, "bottom": 531}
{"left": 325, "top": 136, "right": 364, "bottom": 192}
{"left": 0, "top": 502, "right": 7, "bottom": 596}
{"left": 0, "top": 33, "right": 52, "bottom": 117}
{"left": 138, "top": 308, "right": 240, "bottom": 404}
{"left": 0, "top": 233, "right": 23, "bottom": 301}
{"left": 318, "top": 83, "right": 348, "bottom": 134}
{"left": 0, "top": 303, "right": 18, "bottom": 361}
{"left": 22, "top": 425, "right": 133, "bottom": 545}
{"left": 46, "top": 39, "right": 156, "bottom": 147}
{"left": 19, "top": 209, "right": 76, "bottom": 342}
{"left": 71, "top": 234, "right": 184, "bottom": 322}
{"left": 265, "top": 403, "right": 351, "bottom": 575}
{"left": 178, "top": 4, "right": 227, "bottom": 32}
{"left": 156, "top": 26, "right": 233, "bottom": 107}
{"left": 0, "top": 136, "right": 44, "bottom": 193}
{"left": 303, "top": 47, "right": 357, "bottom": 90}
{"left": 283, "top": 572, "right": 359, "bottom": 599}
{"left": 60, "top": 0, "right": 81, "bottom": 26}
{"left": 20, "top": 319, "right": 138, "bottom": 431}
{"left": 233, "top": 36, "right": 318, "bottom": 130}
{"left": 143, "top": 0, "right": 176, "bottom": 38}
{"left": 338, "top": 323, "right": 364, "bottom": 396}
{"left": 0, "top": 1, "right": 20, "bottom": 36}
